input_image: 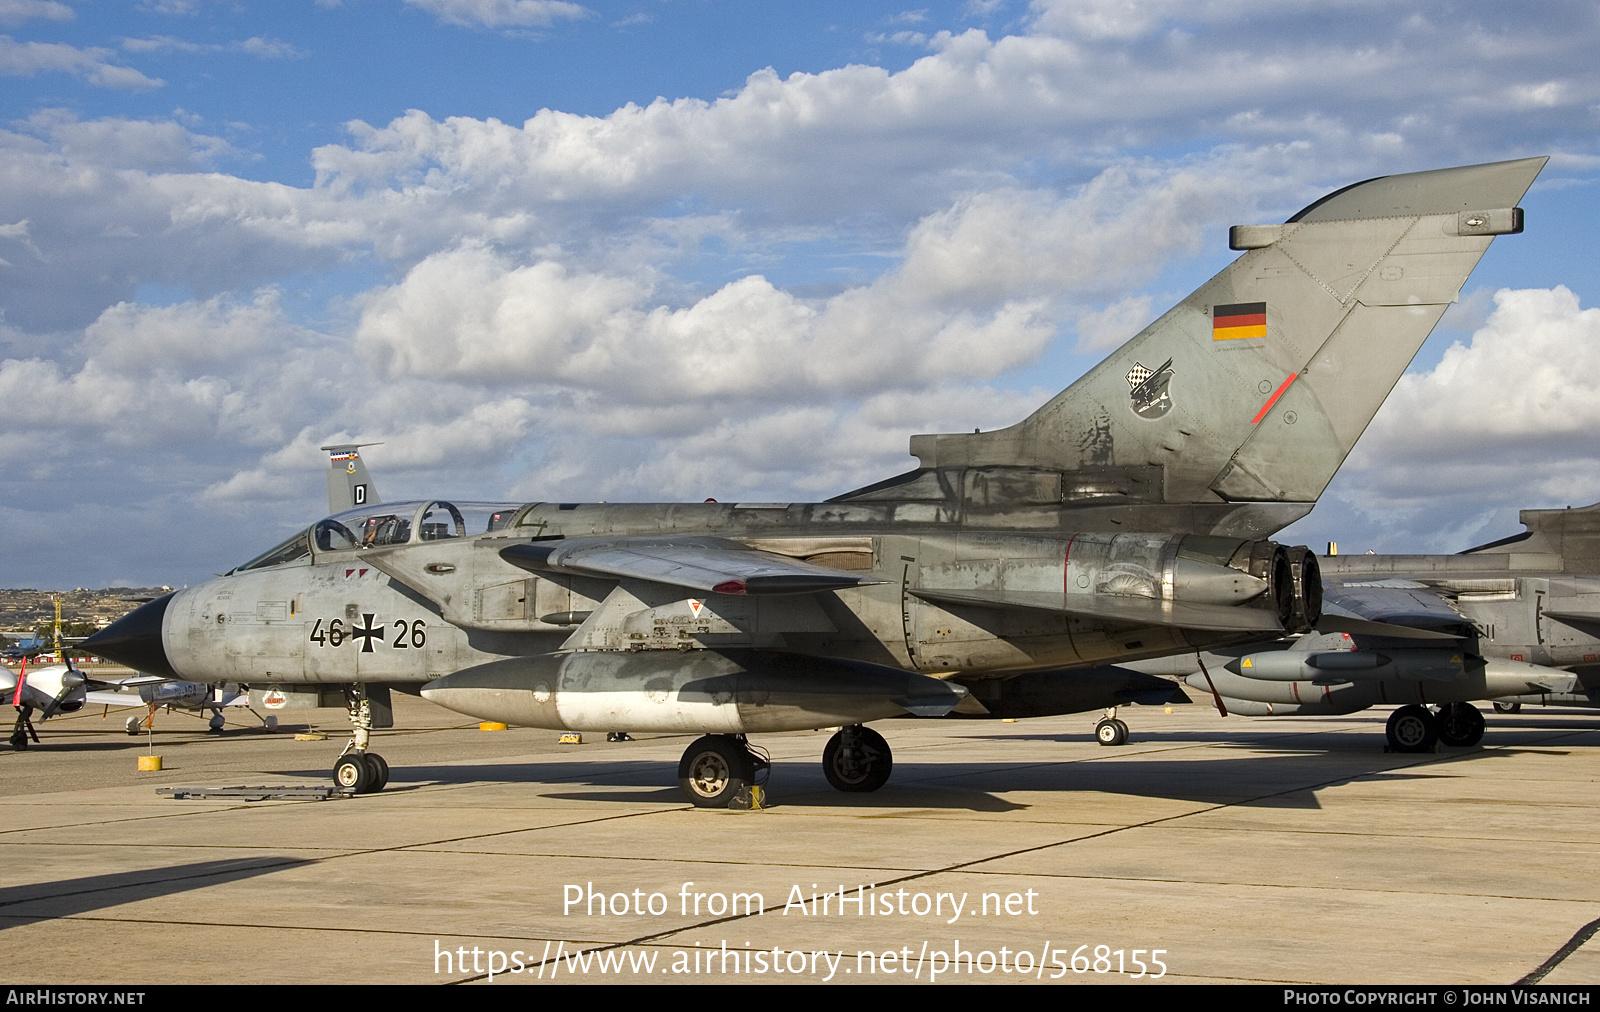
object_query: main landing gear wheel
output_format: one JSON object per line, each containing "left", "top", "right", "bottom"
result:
{"left": 208, "top": 712, "right": 225, "bottom": 733}
{"left": 1434, "top": 702, "right": 1485, "bottom": 747}
{"left": 822, "top": 725, "right": 893, "bottom": 793}
{"left": 1095, "top": 717, "right": 1130, "bottom": 746}
{"left": 678, "top": 735, "right": 754, "bottom": 807}
{"left": 1385, "top": 704, "right": 1438, "bottom": 753}
{"left": 1493, "top": 701, "right": 1522, "bottom": 714}
{"left": 126, "top": 716, "right": 142, "bottom": 736}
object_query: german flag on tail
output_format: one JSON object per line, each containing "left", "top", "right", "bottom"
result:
{"left": 1213, "top": 302, "right": 1266, "bottom": 341}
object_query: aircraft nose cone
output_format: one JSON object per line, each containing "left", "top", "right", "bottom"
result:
{"left": 82, "top": 593, "right": 178, "bottom": 678}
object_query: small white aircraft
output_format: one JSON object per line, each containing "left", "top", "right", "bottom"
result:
{"left": 4, "top": 658, "right": 270, "bottom": 747}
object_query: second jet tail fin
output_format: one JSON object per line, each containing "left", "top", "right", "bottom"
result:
{"left": 1462, "top": 500, "right": 1600, "bottom": 573}
{"left": 322, "top": 442, "right": 382, "bottom": 514}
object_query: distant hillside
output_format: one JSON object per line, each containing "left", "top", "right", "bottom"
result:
{"left": 0, "top": 587, "right": 178, "bottom": 636}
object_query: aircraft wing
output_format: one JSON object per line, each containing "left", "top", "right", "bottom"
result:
{"left": 500, "top": 537, "right": 884, "bottom": 595}
{"left": 82, "top": 689, "right": 150, "bottom": 709}
{"left": 1540, "top": 597, "right": 1600, "bottom": 633}
{"left": 910, "top": 587, "right": 1286, "bottom": 633}
{"left": 1316, "top": 580, "right": 1473, "bottom": 640}
{"left": 90, "top": 674, "right": 170, "bottom": 689}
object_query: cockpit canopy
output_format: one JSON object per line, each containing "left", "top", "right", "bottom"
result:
{"left": 230, "top": 500, "right": 526, "bottom": 574}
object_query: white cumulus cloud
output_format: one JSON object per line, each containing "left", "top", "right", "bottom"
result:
{"left": 404, "top": 0, "right": 589, "bottom": 29}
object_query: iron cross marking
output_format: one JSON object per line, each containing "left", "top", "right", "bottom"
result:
{"left": 351, "top": 613, "right": 386, "bottom": 653}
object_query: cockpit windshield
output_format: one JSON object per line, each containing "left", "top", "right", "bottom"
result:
{"left": 230, "top": 501, "right": 529, "bottom": 574}
{"left": 312, "top": 501, "right": 526, "bottom": 552}
{"left": 231, "top": 531, "right": 312, "bottom": 573}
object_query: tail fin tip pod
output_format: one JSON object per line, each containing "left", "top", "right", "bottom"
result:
{"left": 850, "top": 157, "right": 1547, "bottom": 533}
{"left": 322, "top": 442, "right": 383, "bottom": 514}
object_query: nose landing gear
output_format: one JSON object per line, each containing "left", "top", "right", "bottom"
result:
{"left": 334, "top": 751, "right": 390, "bottom": 794}
{"left": 333, "top": 684, "right": 391, "bottom": 794}
{"left": 1094, "top": 708, "right": 1130, "bottom": 746}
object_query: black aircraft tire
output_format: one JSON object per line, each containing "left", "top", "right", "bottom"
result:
{"left": 1435, "top": 703, "right": 1486, "bottom": 747}
{"left": 8, "top": 731, "right": 27, "bottom": 750}
{"left": 1386, "top": 705, "right": 1438, "bottom": 753}
{"left": 363, "top": 753, "right": 390, "bottom": 792}
{"left": 822, "top": 726, "right": 893, "bottom": 793}
{"left": 677, "top": 735, "right": 752, "bottom": 808}
{"left": 1493, "top": 701, "right": 1522, "bottom": 715}
{"left": 1095, "top": 718, "right": 1128, "bottom": 746}
{"left": 334, "top": 755, "right": 373, "bottom": 793}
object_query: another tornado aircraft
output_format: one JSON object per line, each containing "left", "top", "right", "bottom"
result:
{"left": 86, "top": 158, "right": 1546, "bottom": 806}
{"left": 1135, "top": 499, "right": 1600, "bottom": 751}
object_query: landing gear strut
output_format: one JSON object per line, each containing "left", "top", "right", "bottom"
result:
{"left": 1434, "top": 702, "right": 1485, "bottom": 747}
{"left": 677, "top": 734, "right": 767, "bottom": 807}
{"left": 1385, "top": 704, "right": 1438, "bottom": 753}
{"left": 334, "top": 684, "right": 389, "bottom": 794}
{"left": 1094, "top": 707, "right": 1130, "bottom": 746}
{"left": 8, "top": 704, "right": 39, "bottom": 750}
{"left": 822, "top": 725, "right": 893, "bottom": 793}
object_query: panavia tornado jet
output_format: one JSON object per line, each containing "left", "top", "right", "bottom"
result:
{"left": 1133, "top": 499, "right": 1600, "bottom": 751}
{"left": 85, "top": 158, "right": 1546, "bottom": 806}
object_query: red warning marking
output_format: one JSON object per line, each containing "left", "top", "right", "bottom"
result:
{"left": 1251, "top": 373, "right": 1298, "bottom": 424}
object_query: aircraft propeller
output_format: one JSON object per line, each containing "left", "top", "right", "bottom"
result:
{"left": 37, "top": 661, "right": 87, "bottom": 721}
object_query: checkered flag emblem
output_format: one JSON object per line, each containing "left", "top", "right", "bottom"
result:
{"left": 1126, "top": 363, "right": 1152, "bottom": 387}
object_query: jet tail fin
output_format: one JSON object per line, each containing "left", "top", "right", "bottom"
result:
{"left": 841, "top": 157, "right": 1547, "bottom": 536}
{"left": 322, "top": 443, "right": 382, "bottom": 514}
{"left": 1462, "top": 501, "right": 1600, "bottom": 572}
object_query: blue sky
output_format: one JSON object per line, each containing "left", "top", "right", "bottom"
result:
{"left": 3, "top": 0, "right": 1599, "bottom": 586}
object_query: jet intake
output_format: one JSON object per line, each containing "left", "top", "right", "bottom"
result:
{"left": 420, "top": 650, "right": 967, "bottom": 733}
